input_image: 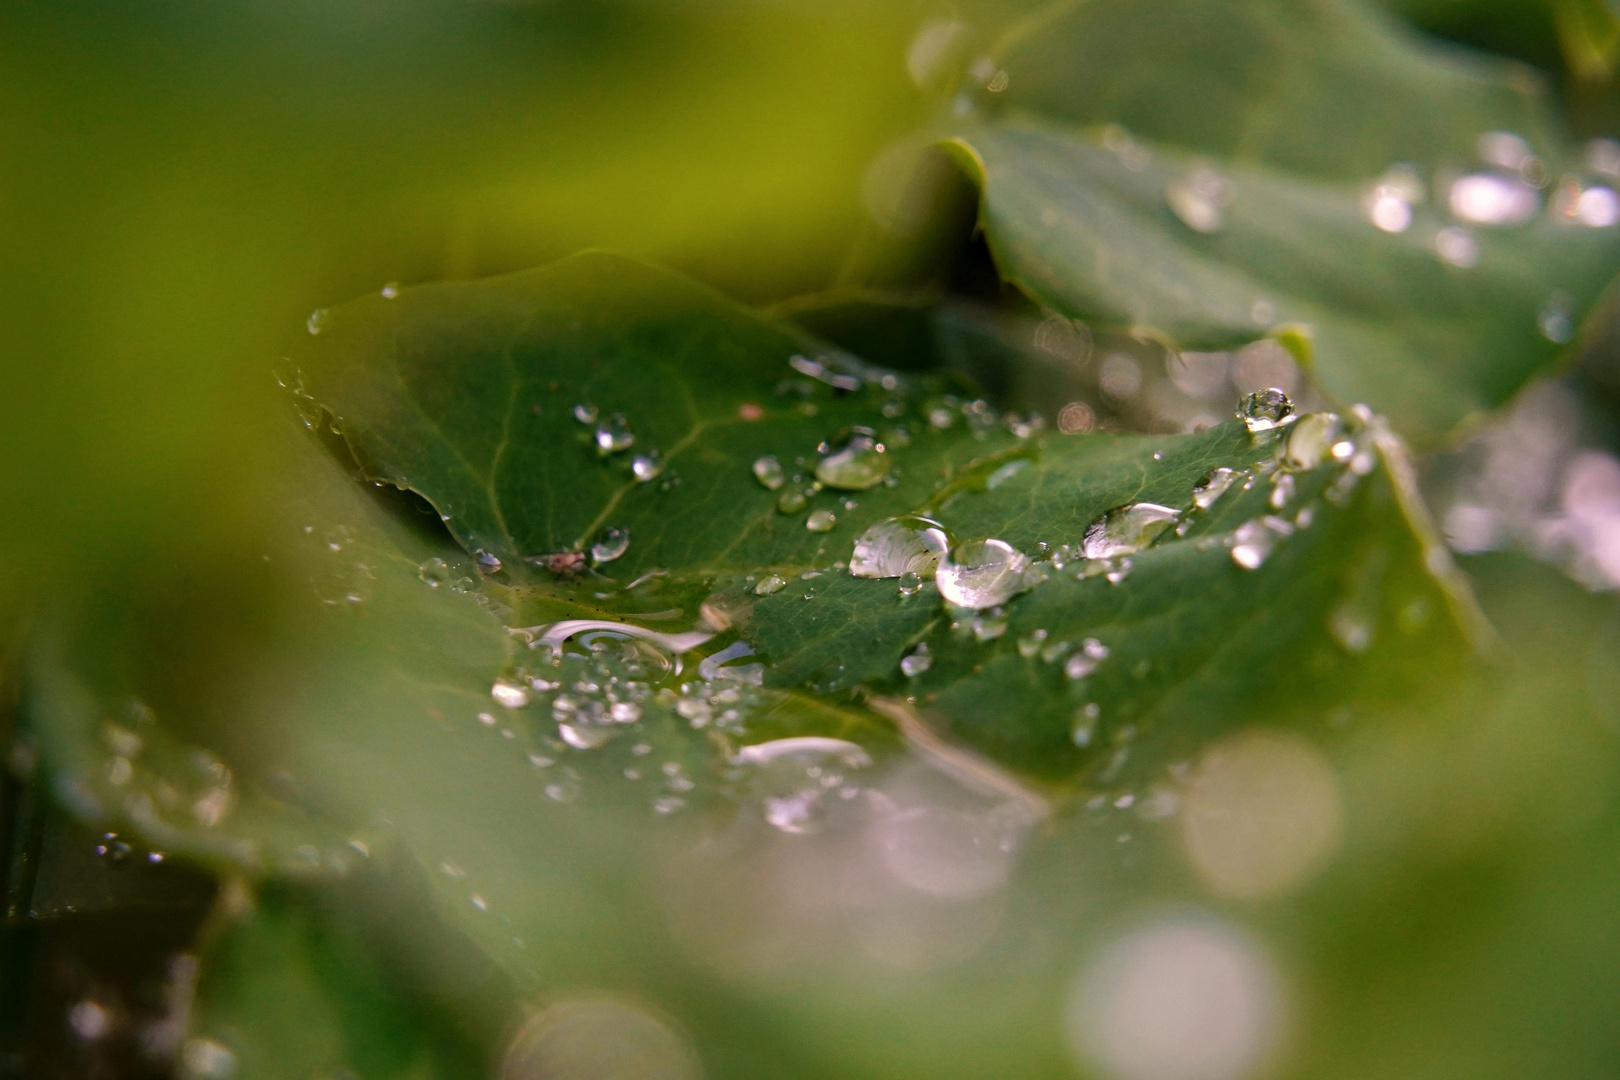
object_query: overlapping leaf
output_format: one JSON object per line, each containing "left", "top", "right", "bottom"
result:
{"left": 935, "top": 0, "right": 1620, "bottom": 438}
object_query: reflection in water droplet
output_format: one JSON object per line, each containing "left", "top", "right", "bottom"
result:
{"left": 900, "top": 643, "right": 933, "bottom": 677}
{"left": 806, "top": 508, "right": 837, "bottom": 532}
{"left": 752, "top": 454, "right": 786, "bottom": 490}
{"left": 754, "top": 573, "right": 787, "bottom": 596}
{"left": 816, "top": 432, "right": 889, "bottom": 490}
{"left": 594, "top": 414, "right": 634, "bottom": 454}
{"left": 1237, "top": 388, "right": 1295, "bottom": 433}
{"left": 590, "top": 528, "right": 630, "bottom": 565}
{"left": 850, "top": 516, "right": 951, "bottom": 578}
{"left": 1082, "top": 503, "right": 1180, "bottom": 560}
{"left": 935, "top": 539, "right": 1032, "bottom": 610}
{"left": 500, "top": 999, "right": 700, "bottom": 1080}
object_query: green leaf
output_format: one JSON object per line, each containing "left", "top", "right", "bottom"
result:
{"left": 935, "top": 0, "right": 1620, "bottom": 438}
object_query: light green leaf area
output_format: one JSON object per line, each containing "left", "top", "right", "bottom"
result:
{"left": 942, "top": 0, "right": 1620, "bottom": 438}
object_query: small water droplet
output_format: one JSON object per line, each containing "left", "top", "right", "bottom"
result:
{"left": 418, "top": 557, "right": 451, "bottom": 587}
{"left": 1434, "top": 225, "right": 1480, "bottom": 267}
{"left": 590, "top": 527, "right": 630, "bottom": 564}
{"left": 806, "top": 508, "right": 837, "bottom": 532}
{"left": 777, "top": 487, "right": 810, "bottom": 513}
{"left": 631, "top": 451, "right": 664, "bottom": 481}
{"left": 476, "top": 550, "right": 503, "bottom": 575}
{"left": 306, "top": 308, "right": 328, "bottom": 335}
{"left": 815, "top": 430, "right": 890, "bottom": 490}
{"left": 1072, "top": 702, "right": 1101, "bottom": 747}
{"left": 752, "top": 454, "right": 786, "bottom": 490}
{"left": 1082, "top": 503, "right": 1180, "bottom": 559}
{"left": 380, "top": 282, "right": 400, "bottom": 299}
{"left": 849, "top": 515, "right": 951, "bottom": 578}
{"left": 900, "top": 643, "right": 933, "bottom": 677}
{"left": 973, "top": 611, "right": 1008, "bottom": 642}
{"left": 1192, "top": 467, "right": 1237, "bottom": 510}
{"left": 573, "top": 402, "right": 599, "bottom": 424}
{"left": 1269, "top": 473, "right": 1295, "bottom": 509}
{"left": 492, "top": 681, "right": 529, "bottom": 709}
{"left": 935, "top": 539, "right": 1033, "bottom": 610}
{"left": 755, "top": 573, "right": 788, "bottom": 596}
{"left": 182, "top": 1038, "right": 238, "bottom": 1080}
{"left": 1166, "top": 167, "right": 1230, "bottom": 233}
{"left": 594, "top": 414, "right": 634, "bottom": 454}
{"left": 1538, "top": 293, "right": 1574, "bottom": 343}
{"left": 1018, "top": 628, "right": 1048, "bottom": 657}
{"left": 1329, "top": 605, "right": 1375, "bottom": 653}
{"left": 1449, "top": 172, "right": 1539, "bottom": 225}
{"left": 559, "top": 721, "right": 614, "bottom": 750}
{"left": 1229, "top": 521, "right": 1276, "bottom": 569}
{"left": 1237, "top": 388, "right": 1296, "bottom": 433}
{"left": 1281, "top": 412, "right": 1348, "bottom": 469}
{"left": 897, "top": 571, "right": 924, "bottom": 597}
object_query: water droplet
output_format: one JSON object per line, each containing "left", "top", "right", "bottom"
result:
{"left": 573, "top": 403, "right": 599, "bottom": 424}
{"left": 1281, "top": 412, "right": 1348, "bottom": 469}
{"left": 752, "top": 454, "right": 786, "bottom": 490}
{"left": 183, "top": 1038, "right": 238, "bottom": 1080}
{"left": 1538, "top": 293, "right": 1574, "bottom": 343}
{"left": 594, "top": 415, "right": 634, "bottom": 454}
{"left": 631, "top": 451, "right": 664, "bottom": 482}
{"left": 973, "top": 611, "right": 1008, "bottom": 642}
{"left": 1434, "top": 226, "right": 1480, "bottom": 268}
{"left": 1230, "top": 521, "right": 1276, "bottom": 569}
{"left": 306, "top": 308, "right": 328, "bottom": 335}
{"left": 380, "top": 282, "right": 399, "bottom": 299}
{"left": 777, "top": 487, "right": 810, "bottom": 513}
{"left": 1329, "top": 605, "right": 1374, "bottom": 653}
{"left": 897, "top": 571, "right": 924, "bottom": 597}
{"left": 590, "top": 527, "right": 629, "bottom": 564}
{"left": 815, "top": 430, "right": 889, "bottom": 490}
{"left": 1193, "top": 468, "right": 1237, "bottom": 510}
{"left": 492, "top": 681, "right": 530, "bottom": 709}
{"left": 900, "top": 643, "right": 933, "bottom": 677}
{"left": 418, "top": 557, "right": 451, "bottom": 587}
{"left": 935, "top": 539, "right": 1033, "bottom": 610}
{"left": 1269, "top": 474, "right": 1295, "bottom": 509}
{"left": 1237, "top": 388, "right": 1296, "bottom": 433}
{"left": 755, "top": 573, "right": 788, "bottom": 596}
{"left": 1082, "top": 503, "right": 1180, "bottom": 559}
{"left": 1449, "top": 173, "right": 1539, "bottom": 225}
{"left": 1072, "top": 702, "right": 1101, "bottom": 746}
{"left": 849, "top": 515, "right": 952, "bottom": 578}
{"left": 1166, "top": 167, "right": 1230, "bottom": 233}
{"left": 559, "top": 721, "right": 615, "bottom": 750}
{"left": 1018, "top": 629, "right": 1048, "bottom": 657}
{"left": 806, "top": 508, "right": 837, "bottom": 532}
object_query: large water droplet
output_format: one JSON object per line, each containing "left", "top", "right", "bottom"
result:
{"left": 815, "top": 430, "right": 889, "bottom": 490}
{"left": 590, "top": 527, "right": 629, "bottom": 564}
{"left": 1237, "top": 388, "right": 1296, "bottom": 433}
{"left": 806, "top": 508, "right": 837, "bottom": 532}
{"left": 594, "top": 414, "right": 634, "bottom": 454}
{"left": 900, "top": 643, "right": 933, "bottom": 677}
{"left": 935, "top": 539, "right": 1032, "bottom": 610}
{"left": 1192, "top": 468, "right": 1237, "bottom": 510}
{"left": 849, "top": 515, "right": 951, "bottom": 579}
{"left": 752, "top": 454, "right": 786, "bottom": 490}
{"left": 1082, "top": 504, "right": 1180, "bottom": 559}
